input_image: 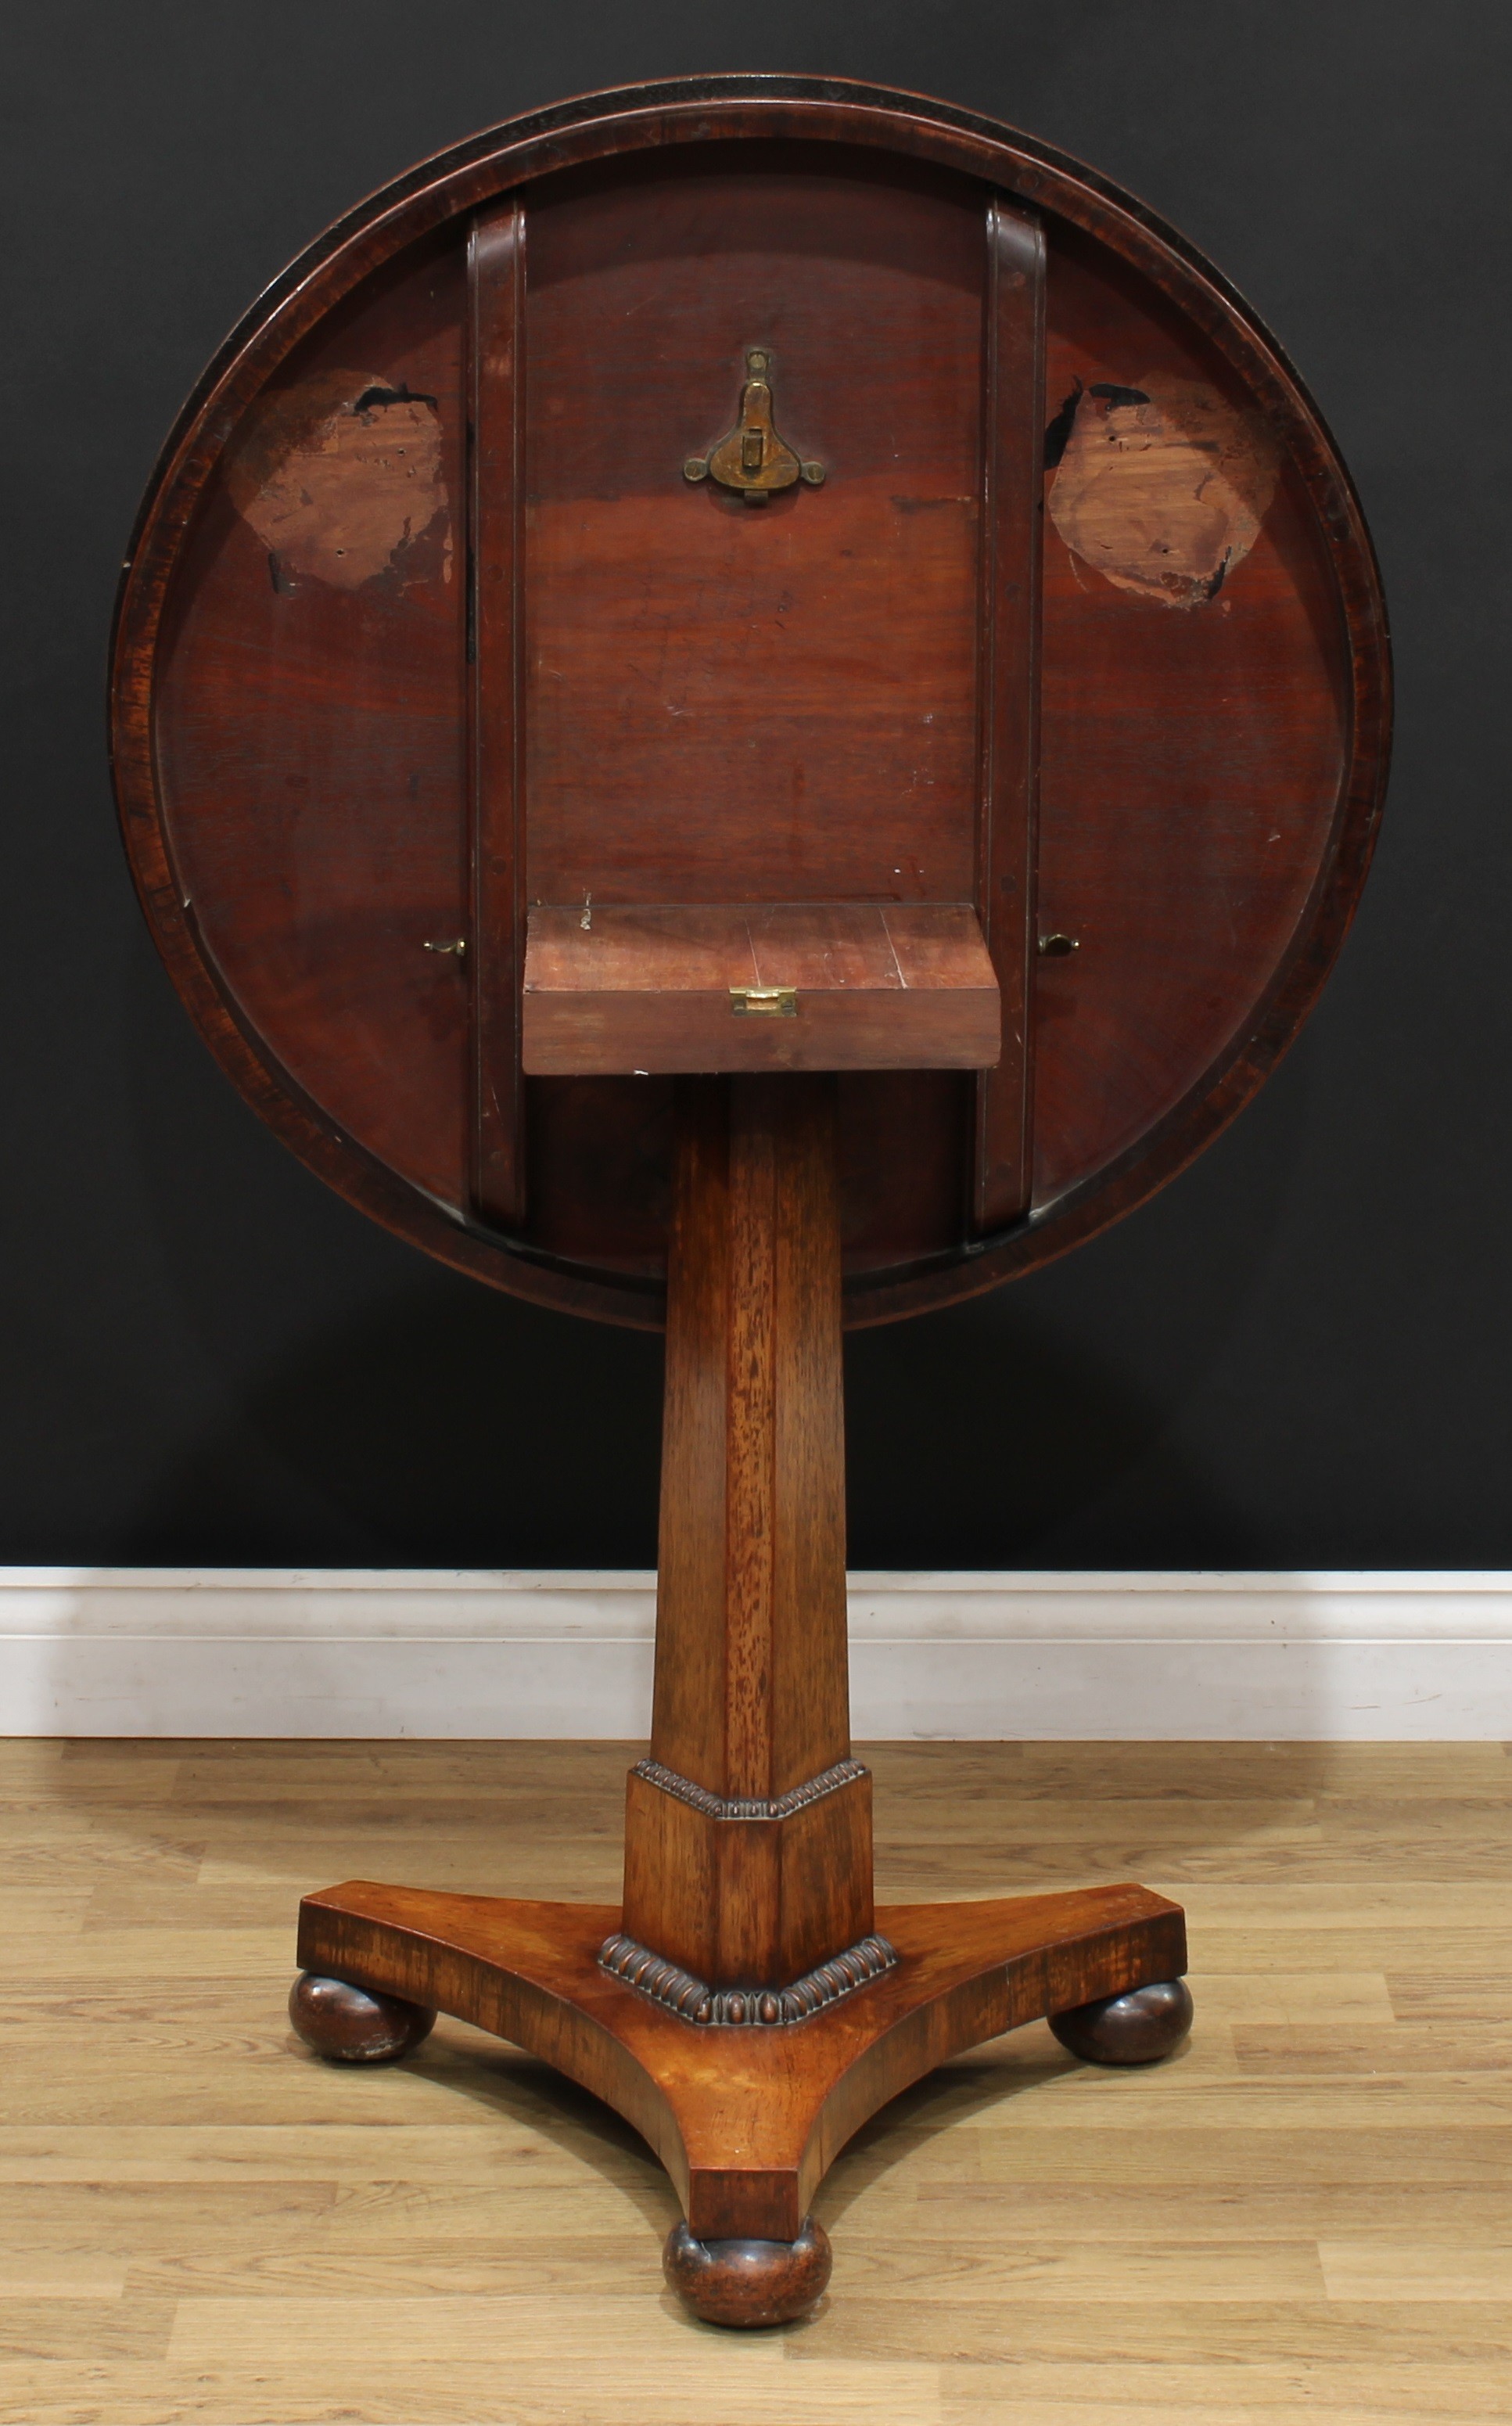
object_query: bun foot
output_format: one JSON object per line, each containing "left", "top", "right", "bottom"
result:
{"left": 1050, "top": 1976, "right": 1193, "bottom": 2065}
{"left": 663, "top": 2216, "right": 831, "bottom": 2327}
{"left": 288, "top": 1971, "right": 435, "bottom": 2063}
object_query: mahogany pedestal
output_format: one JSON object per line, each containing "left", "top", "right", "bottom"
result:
{"left": 293, "top": 1076, "right": 1190, "bottom": 2324}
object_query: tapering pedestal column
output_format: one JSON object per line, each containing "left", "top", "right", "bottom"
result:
{"left": 616, "top": 1076, "right": 877, "bottom": 2005}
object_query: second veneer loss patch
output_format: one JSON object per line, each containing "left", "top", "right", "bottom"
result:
{"left": 224, "top": 370, "right": 450, "bottom": 591}
{"left": 1047, "top": 375, "right": 1279, "bottom": 608}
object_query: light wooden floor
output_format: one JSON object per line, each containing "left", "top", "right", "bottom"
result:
{"left": 3, "top": 1738, "right": 1511, "bottom": 2424}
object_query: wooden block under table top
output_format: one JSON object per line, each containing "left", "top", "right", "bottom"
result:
{"left": 521, "top": 901, "right": 1001, "bottom": 1076}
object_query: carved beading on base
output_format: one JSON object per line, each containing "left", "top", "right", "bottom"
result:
{"left": 599, "top": 1929, "right": 897, "bottom": 2025}
{"left": 630, "top": 1755, "right": 867, "bottom": 1822}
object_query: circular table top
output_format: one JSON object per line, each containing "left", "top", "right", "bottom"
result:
{"left": 111, "top": 76, "right": 1390, "bottom": 1329}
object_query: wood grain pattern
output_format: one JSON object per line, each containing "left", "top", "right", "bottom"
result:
{"left": 147, "top": 235, "right": 472, "bottom": 1214}
{"left": 1027, "top": 230, "right": 1353, "bottom": 1214}
{"left": 521, "top": 146, "right": 986, "bottom": 908}
{"left": 620, "top": 1759, "right": 875, "bottom": 1990}
{"left": 113, "top": 78, "right": 1390, "bottom": 1334}
{"left": 646, "top": 1077, "right": 849, "bottom": 1804}
{"left": 3, "top": 1736, "right": 1507, "bottom": 2421}
{"left": 522, "top": 903, "right": 1000, "bottom": 1075}
{"left": 294, "top": 1874, "right": 1183, "bottom": 2244}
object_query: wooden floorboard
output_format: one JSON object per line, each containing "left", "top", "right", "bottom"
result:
{"left": 1, "top": 1738, "right": 1510, "bottom": 2422}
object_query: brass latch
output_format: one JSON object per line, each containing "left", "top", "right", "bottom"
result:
{"left": 730, "top": 985, "right": 798, "bottom": 1018}
{"left": 685, "top": 350, "right": 825, "bottom": 505}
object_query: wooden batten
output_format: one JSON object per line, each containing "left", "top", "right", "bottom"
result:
{"left": 521, "top": 902, "right": 1001, "bottom": 1076}
{"left": 973, "top": 194, "right": 1047, "bottom": 1234}
{"left": 469, "top": 196, "right": 528, "bottom": 1229}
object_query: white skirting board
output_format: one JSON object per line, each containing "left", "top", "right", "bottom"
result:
{"left": 2, "top": 1569, "right": 1510, "bottom": 1738}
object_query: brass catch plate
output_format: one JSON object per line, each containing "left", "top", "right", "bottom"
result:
{"left": 730, "top": 985, "right": 798, "bottom": 1019}
{"left": 685, "top": 349, "right": 824, "bottom": 503}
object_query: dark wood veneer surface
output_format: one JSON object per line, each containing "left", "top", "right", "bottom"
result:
{"left": 113, "top": 77, "right": 1389, "bottom": 1328}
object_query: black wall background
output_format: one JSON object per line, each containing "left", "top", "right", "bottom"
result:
{"left": 5, "top": 1, "right": 1508, "bottom": 1570}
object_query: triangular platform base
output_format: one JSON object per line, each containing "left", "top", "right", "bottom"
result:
{"left": 296, "top": 1876, "right": 1187, "bottom": 2293}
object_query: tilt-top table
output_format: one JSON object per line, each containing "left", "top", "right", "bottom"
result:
{"left": 111, "top": 76, "right": 1390, "bottom": 2325}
